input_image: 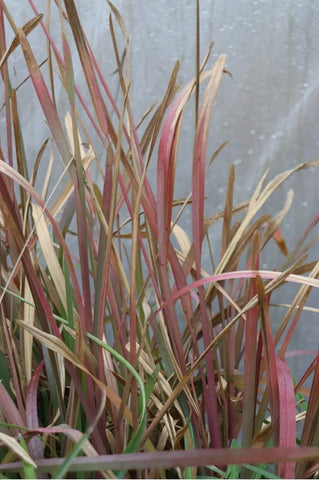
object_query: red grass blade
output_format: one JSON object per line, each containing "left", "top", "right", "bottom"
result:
{"left": 0, "top": 382, "right": 25, "bottom": 436}
{"left": 157, "top": 78, "right": 195, "bottom": 264}
{"left": 192, "top": 55, "right": 226, "bottom": 264}
{"left": 296, "top": 353, "right": 319, "bottom": 477}
{"left": 191, "top": 55, "right": 226, "bottom": 447}
{"left": 242, "top": 235, "right": 260, "bottom": 448}
{"left": 17, "top": 29, "right": 75, "bottom": 175}
{"left": 63, "top": 0, "right": 109, "bottom": 136}
{"left": 1, "top": 446, "right": 319, "bottom": 474}
{"left": 26, "top": 362, "right": 45, "bottom": 460}
{"left": 276, "top": 358, "right": 296, "bottom": 478}
{"left": 256, "top": 275, "right": 280, "bottom": 445}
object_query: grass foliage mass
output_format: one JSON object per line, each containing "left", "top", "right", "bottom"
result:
{"left": 0, "top": 1, "right": 319, "bottom": 478}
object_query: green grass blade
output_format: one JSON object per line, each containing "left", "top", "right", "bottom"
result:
{"left": 18, "top": 434, "right": 36, "bottom": 480}
{"left": 244, "top": 463, "right": 280, "bottom": 479}
{"left": 87, "top": 332, "right": 146, "bottom": 454}
{"left": 52, "top": 431, "right": 90, "bottom": 479}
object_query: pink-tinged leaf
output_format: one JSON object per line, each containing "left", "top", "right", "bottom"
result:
{"left": 276, "top": 358, "right": 296, "bottom": 478}
{"left": 273, "top": 227, "right": 289, "bottom": 256}
{"left": 284, "top": 349, "right": 316, "bottom": 358}
{"left": 190, "top": 56, "right": 226, "bottom": 448}
{"left": 192, "top": 54, "right": 226, "bottom": 266}
{"left": 0, "top": 173, "right": 60, "bottom": 339}
{"left": 29, "top": 0, "right": 158, "bottom": 258}
{"left": 63, "top": 0, "right": 109, "bottom": 136}
{"left": 0, "top": 159, "right": 84, "bottom": 324}
{"left": 256, "top": 275, "right": 280, "bottom": 445}
{"left": 296, "top": 353, "right": 319, "bottom": 477}
{"left": 156, "top": 76, "right": 201, "bottom": 372}
{"left": 242, "top": 237, "right": 260, "bottom": 447}
{"left": 156, "top": 60, "right": 227, "bottom": 430}
{"left": 28, "top": 0, "right": 111, "bottom": 146}
{"left": 62, "top": 30, "right": 93, "bottom": 334}
{"left": 157, "top": 76, "right": 196, "bottom": 263}
{"left": 2, "top": 446, "right": 319, "bottom": 474}
{"left": 277, "top": 261, "right": 319, "bottom": 359}
{"left": 17, "top": 29, "right": 75, "bottom": 174}
{"left": 26, "top": 362, "right": 45, "bottom": 460}
{"left": 27, "top": 425, "right": 99, "bottom": 456}
{"left": 147, "top": 269, "right": 319, "bottom": 332}
{"left": 0, "top": 382, "right": 25, "bottom": 435}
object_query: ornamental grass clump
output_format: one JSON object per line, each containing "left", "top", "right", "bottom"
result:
{"left": 0, "top": 1, "right": 319, "bottom": 478}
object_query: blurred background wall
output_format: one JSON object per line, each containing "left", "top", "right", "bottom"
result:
{"left": 1, "top": 0, "right": 319, "bottom": 378}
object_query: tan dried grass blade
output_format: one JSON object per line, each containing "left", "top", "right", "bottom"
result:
{"left": 17, "top": 321, "right": 133, "bottom": 424}
{"left": 0, "top": 13, "right": 43, "bottom": 70}
{"left": 31, "top": 203, "right": 67, "bottom": 310}
{"left": 0, "top": 432, "right": 37, "bottom": 468}
{"left": 206, "top": 161, "right": 319, "bottom": 300}
{"left": 22, "top": 280, "right": 35, "bottom": 383}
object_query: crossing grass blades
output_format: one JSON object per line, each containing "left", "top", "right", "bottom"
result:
{"left": 0, "top": 0, "right": 319, "bottom": 478}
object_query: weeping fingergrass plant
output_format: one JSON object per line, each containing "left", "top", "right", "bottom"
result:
{"left": 0, "top": 1, "right": 319, "bottom": 478}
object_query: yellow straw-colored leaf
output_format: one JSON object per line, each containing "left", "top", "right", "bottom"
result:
{"left": 172, "top": 223, "right": 192, "bottom": 259}
{"left": 22, "top": 280, "right": 35, "bottom": 383}
{"left": 0, "top": 432, "right": 37, "bottom": 468}
{"left": 0, "top": 13, "right": 43, "bottom": 70}
{"left": 32, "top": 203, "right": 67, "bottom": 310}
{"left": 17, "top": 321, "right": 133, "bottom": 424}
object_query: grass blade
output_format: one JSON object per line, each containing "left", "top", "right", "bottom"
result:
{"left": 0, "top": 432, "right": 37, "bottom": 469}
{"left": 87, "top": 333, "right": 146, "bottom": 454}
{"left": 276, "top": 358, "right": 296, "bottom": 478}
